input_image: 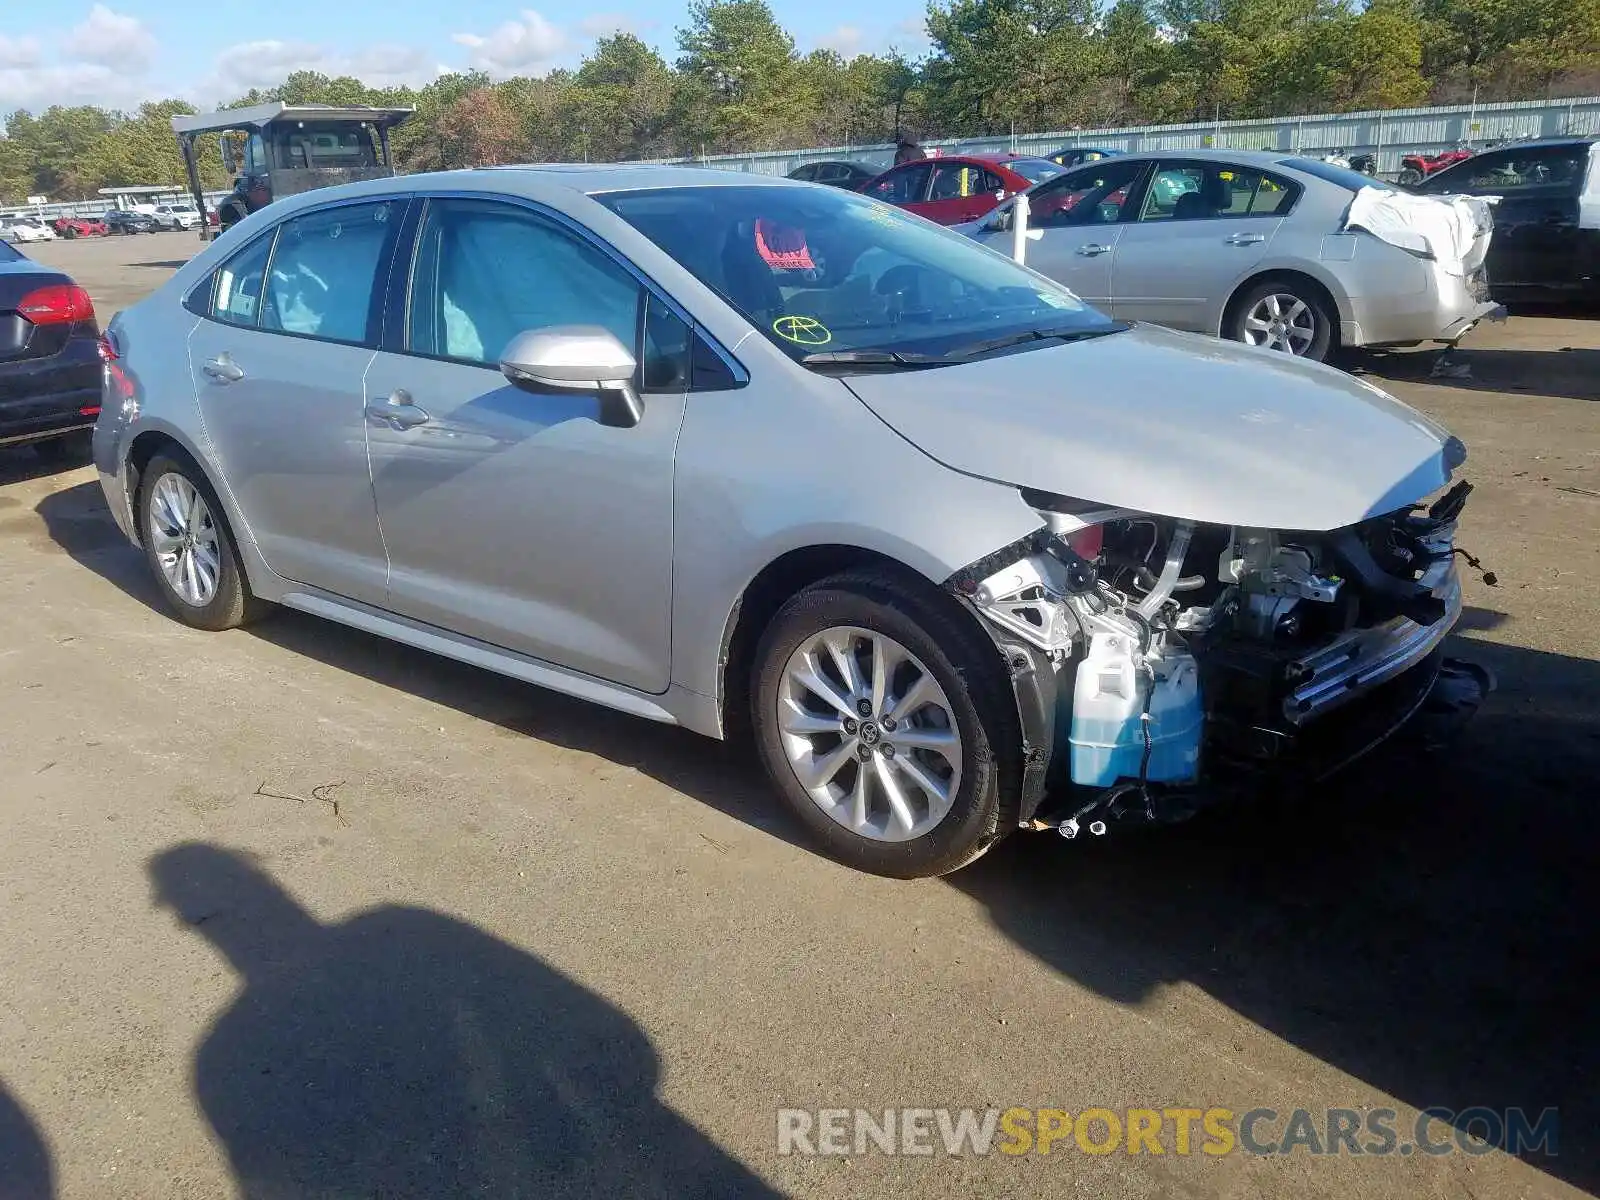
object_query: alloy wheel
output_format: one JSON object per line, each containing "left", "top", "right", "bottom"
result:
{"left": 1242, "top": 292, "right": 1317, "bottom": 355}
{"left": 147, "top": 473, "right": 221, "bottom": 608}
{"left": 777, "top": 626, "right": 963, "bottom": 842}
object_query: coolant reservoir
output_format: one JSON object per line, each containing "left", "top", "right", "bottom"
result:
{"left": 1069, "top": 632, "right": 1203, "bottom": 788}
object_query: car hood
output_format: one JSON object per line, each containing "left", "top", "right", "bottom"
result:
{"left": 844, "top": 324, "right": 1460, "bottom": 531}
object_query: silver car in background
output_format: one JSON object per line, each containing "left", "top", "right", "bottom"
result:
{"left": 960, "top": 149, "right": 1500, "bottom": 361}
{"left": 94, "top": 166, "right": 1486, "bottom": 878}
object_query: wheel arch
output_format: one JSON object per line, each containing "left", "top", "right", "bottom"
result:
{"left": 123, "top": 427, "right": 249, "bottom": 560}
{"left": 1222, "top": 267, "right": 1348, "bottom": 350}
{"left": 716, "top": 543, "right": 1002, "bottom": 743}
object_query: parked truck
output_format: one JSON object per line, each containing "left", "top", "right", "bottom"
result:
{"left": 171, "top": 102, "right": 414, "bottom": 238}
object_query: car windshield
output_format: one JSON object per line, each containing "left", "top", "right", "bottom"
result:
{"left": 1006, "top": 158, "right": 1066, "bottom": 184}
{"left": 1280, "top": 158, "right": 1397, "bottom": 192}
{"left": 595, "top": 184, "right": 1118, "bottom": 365}
{"left": 0, "top": 241, "right": 20, "bottom": 262}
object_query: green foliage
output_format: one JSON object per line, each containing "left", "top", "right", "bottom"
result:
{"left": 1, "top": 0, "right": 1595, "bottom": 203}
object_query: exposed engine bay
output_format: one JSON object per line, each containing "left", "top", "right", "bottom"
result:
{"left": 947, "top": 481, "right": 1492, "bottom": 837}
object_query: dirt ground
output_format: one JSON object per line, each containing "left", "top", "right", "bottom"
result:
{"left": 2, "top": 231, "right": 1597, "bottom": 1198}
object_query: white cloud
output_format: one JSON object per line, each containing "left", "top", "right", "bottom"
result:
{"left": 578, "top": 13, "right": 645, "bottom": 38}
{"left": 0, "top": 61, "right": 149, "bottom": 114}
{"left": 190, "top": 39, "right": 439, "bottom": 105}
{"left": 212, "top": 40, "right": 326, "bottom": 91}
{"left": 0, "top": 36, "right": 44, "bottom": 71}
{"left": 810, "top": 18, "right": 929, "bottom": 59}
{"left": 452, "top": 9, "right": 569, "bottom": 77}
{"left": 890, "top": 16, "right": 930, "bottom": 50}
{"left": 349, "top": 44, "right": 435, "bottom": 84}
{"left": 816, "top": 25, "right": 864, "bottom": 57}
{"left": 0, "top": 8, "right": 158, "bottom": 112}
{"left": 62, "top": 4, "right": 157, "bottom": 71}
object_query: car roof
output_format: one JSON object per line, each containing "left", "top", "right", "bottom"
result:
{"left": 943, "top": 152, "right": 1046, "bottom": 164}
{"left": 1094, "top": 148, "right": 1301, "bottom": 168}
{"left": 483, "top": 163, "right": 800, "bottom": 194}
{"left": 1467, "top": 136, "right": 1597, "bottom": 150}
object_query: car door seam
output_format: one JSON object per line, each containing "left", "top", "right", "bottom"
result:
{"left": 359, "top": 348, "right": 392, "bottom": 596}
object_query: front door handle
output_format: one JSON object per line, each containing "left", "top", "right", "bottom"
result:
{"left": 201, "top": 354, "right": 244, "bottom": 383}
{"left": 1077, "top": 243, "right": 1111, "bottom": 256}
{"left": 365, "top": 390, "right": 431, "bottom": 430}
{"left": 1225, "top": 232, "right": 1266, "bottom": 245}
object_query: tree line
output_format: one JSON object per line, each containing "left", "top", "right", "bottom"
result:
{"left": 3, "top": 0, "right": 1597, "bottom": 204}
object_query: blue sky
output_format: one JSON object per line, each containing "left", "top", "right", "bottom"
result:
{"left": 0, "top": 1, "right": 931, "bottom": 115}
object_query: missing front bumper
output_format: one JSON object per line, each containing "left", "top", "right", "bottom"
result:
{"left": 1030, "top": 651, "right": 1493, "bottom": 833}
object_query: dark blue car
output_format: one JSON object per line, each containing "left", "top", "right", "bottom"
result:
{"left": 0, "top": 241, "right": 102, "bottom": 462}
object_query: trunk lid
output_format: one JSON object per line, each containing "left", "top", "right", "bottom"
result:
{"left": 0, "top": 261, "right": 75, "bottom": 365}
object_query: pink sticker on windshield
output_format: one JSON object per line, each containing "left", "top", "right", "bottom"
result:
{"left": 755, "top": 219, "right": 815, "bottom": 270}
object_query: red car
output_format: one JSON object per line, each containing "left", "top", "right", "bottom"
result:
{"left": 50, "top": 216, "right": 108, "bottom": 239}
{"left": 860, "top": 153, "right": 1065, "bottom": 225}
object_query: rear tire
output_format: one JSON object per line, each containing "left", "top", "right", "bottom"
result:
{"left": 750, "top": 569, "right": 1020, "bottom": 878}
{"left": 1228, "top": 278, "right": 1335, "bottom": 362}
{"left": 136, "top": 453, "right": 269, "bottom": 631}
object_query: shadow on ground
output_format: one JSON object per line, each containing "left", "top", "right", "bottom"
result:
{"left": 147, "top": 843, "right": 780, "bottom": 1198}
{"left": 951, "top": 625, "right": 1599, "bottom": 1193}
{"left": 0, "top": 1081, "right": 53, "bottom": 1198}
{"left": 0, "top": 445, "right": 92, "bottom": 489}
{"left": 127, "top": 260, "right": 191, "bottom": 270}
{"left": 39, "top": 481, "right": 1599, "bottom": 1193}
{"left": 32, "top": 481, "right": 809, "bottom": 851}
{"left": 1343, "top": 344, "right": 1600, "bottom": 402}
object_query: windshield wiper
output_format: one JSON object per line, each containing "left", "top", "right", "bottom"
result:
{"left": 943, "top": 324, "right": 1127, "bottom": 362}
{"left": 799, "top": 348, "right": 945, "bottom": 370}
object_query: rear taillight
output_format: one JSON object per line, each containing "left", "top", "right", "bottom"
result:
{"left": 17, "top": 284, "right": 95, "bottom": 326}
{"left": 98, "top": 331, "right": 120, "bottom": 361}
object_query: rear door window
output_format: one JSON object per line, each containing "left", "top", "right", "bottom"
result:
{"left": 211, "top": 233, "right": 275, "bottom": 327}
{"left": 1140, "top": 163, "right": 1298, "bottom": 221}
{"left": 260, "top": 199, "right": 401, "bottom": 344}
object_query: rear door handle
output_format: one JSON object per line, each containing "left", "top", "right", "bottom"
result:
{"left": 1225, "top": 232, "right": 1266, "bottom": 245}
{"left": 1077, "top": 243, "right": 1111, "bottom": 256}
{"left": 365, "top": 390, "right": 431, "bottom": 430}
{"left": 201, "top": 355, "right": 244, "bottom": 383}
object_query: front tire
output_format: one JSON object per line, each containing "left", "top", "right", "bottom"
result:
{"left": 136, "top": 453, "right": 268, "bottom": 631}
{"left": 1397, "top": 166, "right": 1423, "bottom": 187}
{"left": 1229, "top": 279, "right": 1335, "bottom": 361}
{"left": 750, "top": 570, "right": 1020, "bottom": 878}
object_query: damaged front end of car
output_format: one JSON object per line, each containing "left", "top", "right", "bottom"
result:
{"left": 946, "top": 481, "right": 1494, "bottom": 838}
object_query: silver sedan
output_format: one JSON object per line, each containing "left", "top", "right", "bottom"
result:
{"left": 94, "top": 166, "right": 1484, "bottom": 878}
{"left": 959, "top": 149, "right": 1500, "bottom": 361}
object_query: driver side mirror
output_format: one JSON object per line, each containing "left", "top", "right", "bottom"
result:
{"left": 499, "top": 326, "right": 643, "bottom": 429}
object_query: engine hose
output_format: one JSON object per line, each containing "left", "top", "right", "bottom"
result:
{"left": 1136, "top": 521, "right": 1196, "bottom": 619}
{"left": 1120, "top": 602, "right": 1155, "bottom": 655}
